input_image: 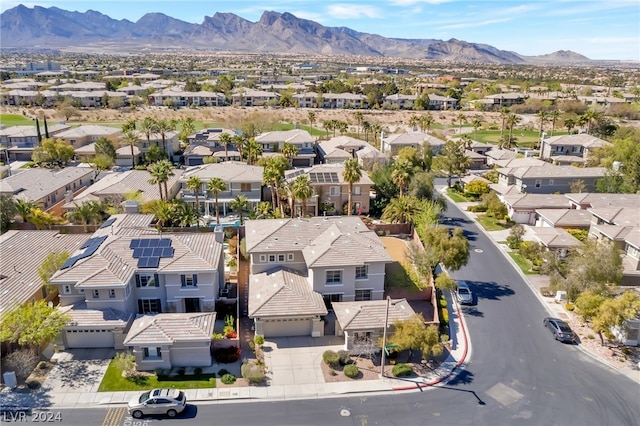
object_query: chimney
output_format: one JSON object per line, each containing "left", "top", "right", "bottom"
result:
{"left": 213, "top": 225, "right": 224, "bottom": 243}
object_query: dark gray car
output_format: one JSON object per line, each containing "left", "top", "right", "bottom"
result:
{"left": 543, "top": 317, "right": 576, "bottom": 343}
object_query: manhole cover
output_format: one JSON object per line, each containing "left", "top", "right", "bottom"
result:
{"left": 474, "top": 248, "right": 483, "bottom": 253}
{"left": 340, "top": 409, "right": 351, "bottom": 417}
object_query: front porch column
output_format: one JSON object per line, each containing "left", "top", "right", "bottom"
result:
{"left": 311, "top": 317, "right": 324, "bottom": 337}
{"left": 254, "top": 318, "right": 264, "bottom": 336}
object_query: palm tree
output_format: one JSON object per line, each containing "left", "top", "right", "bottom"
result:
{"left": 148, "top": 163, "right": 166, "bottom": 201}
{"left": 308, "top": 111, "right": 316, "bottom": 131}
{"left": 391, "top": 159, "right": 414, "bottom": 197}
{"left": 381, "top": 196, "right": 419, "bottom": 226}
{"left": 291, "top": 175, "right": 313, "bottom": 217}
{"left": 504, "top": 113, "right": 521, "bottom": 149}
{"left": 180, "top": 117, "right": 196, "bottom": 146}
{"left": 156, "top": 159, "right": 174, "bottom": 201}
{"left": 219, "top": 132, "right": 233, "bottom": 162}
{"left": 536, "top": 110, "right": 549, "bottom": 136}
{"left": 146, "top": 200, "right": 173, "bottom": 228}
{"left": 583, "top": 109, "right": 601, "bottom": 134}
{"left": 549, "top": 110, "right": 561, "bottom": 136}
{"left": 577, "top": 115, "right": 588, "bottom": 133}
{"left": 14, "top": 199, "right": 38, "bottom": 223}
{"left": 174, "top": 201, "right": 199, "bottom": 227}
{"left": 244, "top": 138, "right": 263, "bottom": 165}
{"left": 156, "top": 119, "right": 175, "bottom": 161}
{"left": 254, "top": 201, "right": 272, "bottom": 219}
{"left": 232, "top": 134, "right": 247, "bottom": 161}
{"left": 122, "top": 119, "right": 136, "bottom": 132}
{"left": 420, "top": 113, "right": 434, "bottom": 134}
{"left": 471, "top": 118, "right": 482, "bottom": 140}
{"left": 262, "top": 156, "right": 288, "bottom": 214}
{"left": 456, "top": 113, "right": 466, "bottom": 135}
{"left": 371, "top": 123, "right": 382, "bottom": 148}
{"left": 207, "top": 177, "right": 226, "bottom": 225}
{"left": 408, "top": 115, "right": 419, "bottom": 130}
{"left": 186, "top": 175, "right": 203, "bottom": 218}
{"left": 230, "top": 194, "right": 249, "bottom": 225}
{"left": 281, "top": 142, "right": 299, "bottom": 167}
{"left": 121, "top": 129, "right": 140, "bottom": 168}
{"left": 66, "top": 201, "right": 102, "bottom": 233}
{"left": 564, "top": 117, "right": 576, "bottom": 134}
{"left": 140, "top": 116, "right": 158, "bottom": 148}
{"left": 362, "top": 120, "right": 371, "bottom": 143}
{"left": 354, "top": 111, "right": 363, "bottom": 137}
{"left": 499, "top": 107, "right": 510, "bottom": 140}
{"left": 342, "top": 158, "right": 362, "bottom": 216}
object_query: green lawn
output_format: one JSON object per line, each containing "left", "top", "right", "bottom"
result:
{"left": 508, "top": 252, "right": 539, "bottom": 275}
{"left": 446, "top": 188, "right": 468, "bottom": 202}
{"left": 0, "top": 114, "right": 36, "bottom": 127}
{"left": 98, "top": 360, "right": 216, "bottom": 392}
{"left": 272, "top": 122, "right": 325, "bottom": 137}
{"left": 472, "top": 129, "right": 569, "bottom": 149}
{"left": 385, "top": 261, "right": 427, "bottom": 293}
{"left": 475, "top": 214, "right": 512, "bottom": 231}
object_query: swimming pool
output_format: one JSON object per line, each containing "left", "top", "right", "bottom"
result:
{"left": 209, "top": 221, "right": 241, "bottom": 227}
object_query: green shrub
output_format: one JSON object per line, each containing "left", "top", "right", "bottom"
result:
{"left": 194, "top": 367, "right": 202, "bottom": 375}
{"left": 440, "top": 308, "right": 449, "bottom": 323}
{"left": 337, "top": 350, "right": 351, "bottom": 366}
{"left": 565, "top": 302, "right": 575, "bottom": 311}
{"left": 221, "top": 373, "right": 236, "bottom": 385}
{"left": 218, "top": 368, "right": 230, "bottom": 377}
{"left": 241, "top": 362, "right": 265, "bottom": 384}
{"left": 38, "top": 362, "right": 48, "bottom": 370}
{"left": 343, "top": 364, "right": 360, "bottom": 378}
{"left": 177, "top": 367, "right": 186, "bottom": 376}
{"left": 248, "top": 341, "right": 256, "bottom": 352}
{"left": 322, "top": 350, "right": 340, "bottom": 368}
{"left": 26, "top": 380, "right": 41, "bottom": 389}
{"left": 253, "top": 335, "right": 265, "bottom": 346}
{"left": 392, "top": 363, "right": 413, "bottom": 377}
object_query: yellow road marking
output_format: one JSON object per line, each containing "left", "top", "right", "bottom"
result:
{"left": 102, "top": 407, "right": 127, "bottom": 426}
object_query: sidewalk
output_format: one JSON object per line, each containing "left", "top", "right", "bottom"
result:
{"left": 0, "top": 294, "right": 470, "bottom": 410}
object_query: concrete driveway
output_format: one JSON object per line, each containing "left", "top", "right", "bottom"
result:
{"left": 263, "top": 336, "right": 344, "bottom": 386}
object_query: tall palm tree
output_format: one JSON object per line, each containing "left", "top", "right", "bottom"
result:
{"left": 179, "top": 117, "right": 196, "bottom": 146}
{"left": 157, "top": 159, "right": 174, "bottom": 201}
{"left": 381, "top": 196, "right": 419, "bottom": 226}
{"left": 354, "top": 111, "right": 363, "bottom": 137}
{"left": 583, "top": 109, "right": 601, "bottom": 134}
{"left": 456, "top": 113, "right": 466, "bottom": 135}
{"left": 537, "top": 110, "right": 549, "bottom": 136}
{"left": 371, "top": 123, "right": 382, "bottom": 148}
{"left": 471, "top": 118, "right": 482, "bottom": 140}
{"left": 420, "top": 113, "right": 434, "bottom": 134}
{"left": 291, "top": 175, "right": 313, "bottom": 217}
{"left": 499, "top": 107, "right": 510, "bottom": 140}
{"left": 254, "top": 201, "right": 272, "bottom": 219}
{"left": 577, "top": 115, "right": 588, "bottom": 133}
{"left": 505, "top": 113, "right": 521, "bottom": 149}
{"left": 155, "top": 119, "right": 175, "bottom": 161}
{"left": 307, "top": 111, "right": 316, "bottom": 131}
{"left": 122, "top": 119, "right": 137, "bottom": 132}
{"left": 140, "top": 116, "right": 158, "bottom": 148}
{"left": 121, "top": 129, "right": 140, "bottom": 168}
{"left": 549, "top": 110, "right": 561, "bottom": 136}
{"left": 232, "top": 134, "right": 247, "bottom": 161}
{"left": 218, "top": 132, "right": 233, "bottom": 162}
{"left": 186, "top": 175, "right": 203, "bottom": 218}
{"left": 408, "top": 115, "right": 419, "bottom": 130}
{"left": 281, "top": 142, "right": 299, "bottom": 167}
{"left": 391, "top": 159, "right": 414, "bottom": 197}
{"left": 337, "top": 120, "right": 348, "bottom": 135}
{"left": 262, "top": 156, "right": 288, "bottom": 214}
{"left": 14, "top": 199, "right": 38, "bottom": 223}
{"left": 343, "top": 158, "right": 362, "bottom": 216}
{"left": 66, "top": 201, "right": 102, "bottom": 233}
{"left": 564, "top": 117, "right": 576, "bottom": 134}
{"left": 244, "top": 137, "right": 263, "bottom": 165}
{"left": 230, "top": 194, "right": 249, "bottom": 225}
{"left": 148, "top": 163, "right": 165, "bottom": 201}
{"left": 362, "top": 120, "right": 371, "bottom": 143}
{"left": 207, "top": 177, "right": 226, "bottom": 225}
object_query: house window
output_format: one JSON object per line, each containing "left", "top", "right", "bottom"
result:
{"left": 535, "top": 180, "right": 542, "bottom": 188}
{"left": 63, "top": 285, "right": 71, "bottom": 294}
{"left": 330, "top": 186, "right": 340, "bottom": 196}
{"left": 268, "top": 254, "right": 276, "bottom": 263}
{"left": 355, "top": 265, "right": 368, "bottom": 280}
{"left": 353, "top": 186, "right": 361, "bottom": 196}
{"left": 92, "top": 289, "right": 100, "bottom": 299}
{"left": 181, "top": 274, "right": 197, "bottom": 287}
{"left": 143, "top": 347, "right": 161, "bottom": 359}
{"left": 109, "top": 289, "right": 116, "bottom": 299}
{"left": 137, "top": 274, "right": 158, "bottom": 287}
{"left": 548, "top": 179, "right": 554, "bottom": 186}
{"left": 355, "top": 290, "right": 372, "bottom": 301}
{"left": 278, "top": 254, "right": 285, "bottom": 262}
{"left": 259, "top": 254, "right": 267, "bottom": 262}
{"left": 241, "top": 183, "right": 251, "bottom": 192}
{"left": 124, "top": 285, "right": 130, "bottom": 299}
{"left": 353, "top": 331, "right": 372, "bottom": 343}
{"left": 138, "top": 299, "right": 161, "bottom": 314}
{"left": 326, "top": 270, "right": 342, "bottom": 285}
{"left": 287, "top": 253, "right": 294, "bottom": 261}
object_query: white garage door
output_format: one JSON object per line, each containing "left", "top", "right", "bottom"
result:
{"left": 262, "top": 318, "right": 313, "bottom": 338}
{"left": 65, "top": 329, "right": 115, "bottom": 348}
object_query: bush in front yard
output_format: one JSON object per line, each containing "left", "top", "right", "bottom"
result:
{"left": 322, "top": 350, "right": 340, "bottom": 368}
{"left": 337, "top": 350, "right": 352, "bottom": 366}
{"left": 392, "top": 363, "right": 413, "bottom": 377}
{"left": 221, "top": 373, "right": 236, "bottom": 385}
{"left": 343, "top": 364, "right": 360, "bottom": 378}
{"left": 241, "top": 361, "right": 265, "bottom": 384}
{"left": 213, "top": 346, "right": 241, "bottom": 363}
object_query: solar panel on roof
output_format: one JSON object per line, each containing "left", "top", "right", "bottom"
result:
{"left": 99, "top": 217, "right": 117, "bottom": 229}
{"left": 137, "top": 256, "right": 160, "bottom": 268}
{"left": 152, "top": 247, "right": 164, "bottom": 257}
{"left": 129, "top": 239, "right": 141, "bottom": 249}
{"left": 83, "top": 244, "right": 100, "bottom": 256}
{"left": 161, "top": 247, "right": 174, "bottom": 258}
{"left": 60, "top": 256, "right": 79, "bottom": 270}
{"left": 142, "top": 247, "right": 154, "bottom": 257}
{"left": 133, "top": 248, "right": 144, "bottom": 258}
{"left": 139, "top": 239, "right": 150, "bottom": 248}
{"left": 147, "top": 240, "right": 159, "bottom": 248}
{"left": 158, "top": 239, "right": 171, "bottom": 248}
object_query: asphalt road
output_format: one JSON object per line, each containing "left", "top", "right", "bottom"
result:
{"left": 15, "top": 193, "right": 640, "bottom": 426}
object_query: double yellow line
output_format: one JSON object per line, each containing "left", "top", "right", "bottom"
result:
{"left": 102, "top": 407, "right": 127, "bottom": 426}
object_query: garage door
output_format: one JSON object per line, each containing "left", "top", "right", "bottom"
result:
{"left": 65, "top": 329, "right": 115, "bottom": 348}
{"left": 262, "top": 318, "right": 313, "bottom": 338}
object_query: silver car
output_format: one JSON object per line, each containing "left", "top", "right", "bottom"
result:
{"left": 128, "top": 389, "right": 187, "bottom": 419}
{"left": 456, "top": 281, "right": 473, "bottom": 305}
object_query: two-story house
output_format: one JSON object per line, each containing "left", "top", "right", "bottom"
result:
{"left": 231, "top": 89, "right": 279, "bottom": 106}
{"left": 0, "top": 123, "right": 71, "bottom": 162}
{"left": 115, "top": 130, "right": 180, "bottom": 166}
{"left": 316, "top": 136, "right": 386, "bottom": 169}
{"left": 284, "top": 164, "right": 374, "bottom": 216}
{"left": 496, "top": 164, "right": 606, "bottom": 194}
{"left": 540, "top": 134, "right": 612, "bottom": 164}
{"left": 179, "top": 161, "right": 264, "bottom": 219}
{"left": 245, "top": 216, "right": 392, "bottom": 338}
{"left": 55, "top": 125, "right": 121, "bottom": 150}
{"left": 50, "top": 214, "right": 225, "bottom": 369}
{"left": 381, "top": 131, "right": 446, "bottom": 156}
{"left": 255, "top": 130, "right": 316, "bottom": 167}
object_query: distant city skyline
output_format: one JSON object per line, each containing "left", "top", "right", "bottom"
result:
{"left": 2, "top": 1, "right": 638, "bottom": 61}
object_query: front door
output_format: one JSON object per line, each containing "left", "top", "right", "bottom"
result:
{"left": 184, "top": 298, "right": 201, "bottom": 313}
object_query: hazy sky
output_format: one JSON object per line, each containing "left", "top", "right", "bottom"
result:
{"left": 3, "top": 0, "right": 639, "bottom": 61}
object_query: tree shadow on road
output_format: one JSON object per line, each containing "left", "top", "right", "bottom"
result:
{"left": 468, "top": 281, "right": 515, "bottom": 302}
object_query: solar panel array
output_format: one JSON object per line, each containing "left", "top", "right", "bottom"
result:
{"left": 287, "top": 169, "right": 306, "bottom": 180}
{"left": 309, "top": 172, "right": 339, "bottom": 184}
{"left": 60, "top": 235, "right": 109, "bottom": 270}
{"left": 129, "top": 238, "right": 175, "bottom": 268}
{"left": 99, "top": 217, "right": 117, "bottom": 229}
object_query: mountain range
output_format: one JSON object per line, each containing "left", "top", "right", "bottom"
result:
{"left": 0, "top": 5, "right": 592, "bottom": 64}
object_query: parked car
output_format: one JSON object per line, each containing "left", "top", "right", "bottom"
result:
{"left": 128, "top": 389, "right": 187, "bottom": 419}
{"left": 456, "top": 281, "right": 473, "bottom": 305}
{"left": 543, "top": 317, "right": 576, "bottom": 343}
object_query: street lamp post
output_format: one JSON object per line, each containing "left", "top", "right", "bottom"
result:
{"left": 380, "top": 296, "right": 391, "bottom": 377}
